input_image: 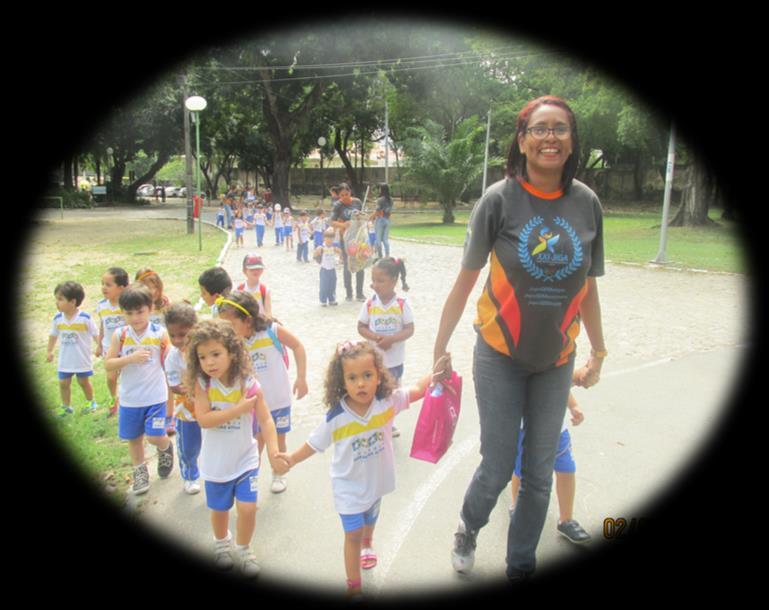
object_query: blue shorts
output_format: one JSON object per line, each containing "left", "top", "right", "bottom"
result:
{"left": 205, "top": 469, "right": 259, "bottom": 511}
{"left": 118, "top": 402, "right": 168, "bottom": 440}
{"left": 253, "top": 406, "right": 291, "bottom": 435}
{"left": 58, "top": 371, "right": 93, "bottom": 380}
{"left": 340, "top": 498, "right": 381, "bottom": 533}
{"left": 283, "top": 226, "right": 292, "bottom": 237}
{"left": 514, "top": 428, "right": 576, "bottom": 477}
{"left": 235, "top": 228, "right": 244, "bottom": 238}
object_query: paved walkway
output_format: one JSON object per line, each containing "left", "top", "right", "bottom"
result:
{"left": 41, "top": 204, "right": 751, "bottom": 598}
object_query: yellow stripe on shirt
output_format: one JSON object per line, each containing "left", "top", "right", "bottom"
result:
{"left": 58, "top": 323, "right": 88, "bottom": 332}
{"left": 208, "top": 386, "right": 242, "bottom": 404}
{"left": 369, "top": 306, "right": 402, "bottom": 316}
{"left": 122, "top": 336, "right": 162, "bottom": 347}
{"left": 332, "top": 407, "right": 394, "bottom": 443}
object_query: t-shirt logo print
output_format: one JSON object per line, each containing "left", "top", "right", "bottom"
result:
{"left": 518, "top": 216, "right": 583, "bottom": 282}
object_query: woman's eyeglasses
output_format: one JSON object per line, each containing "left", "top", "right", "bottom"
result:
{"left": 525, "top": 125, "right": 571, "bottom": 140}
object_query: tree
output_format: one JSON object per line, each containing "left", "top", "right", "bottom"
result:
{"left": 402, "top": 116, "right": 501, "bottom": 223}
{"left": 89, "top": 84, "right": 182, "bottom": 201}
{"left": 669, "top": 152, "right": 719, "bottom": 226}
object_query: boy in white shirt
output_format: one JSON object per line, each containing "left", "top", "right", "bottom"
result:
{"left": 105, "top": 283, "right": 174, "bottom": 495}
{"left": 47, "top": 281, "right": 100, "bottom": 416}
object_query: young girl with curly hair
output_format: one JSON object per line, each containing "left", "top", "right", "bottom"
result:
{"left": 186, "top": 318, "right": 289, "bottom": 578}
{"left": 278, "top": 341, "right": 450, "bottom": 599}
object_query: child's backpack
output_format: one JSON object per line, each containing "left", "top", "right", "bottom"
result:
{"left": 266, "top": 323, "right": 290, "bottom": 369}
{"left": 236, "top": 282, "right": 268, "bottom": 307}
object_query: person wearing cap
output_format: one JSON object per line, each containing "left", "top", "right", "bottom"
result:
{"left": 237, "top": 254, "right": 273, "bottom": 320}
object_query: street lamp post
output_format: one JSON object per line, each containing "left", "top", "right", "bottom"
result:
{"left": 185, "top": 96, "right": 207, "bottom": 251}
{"left": 318, "top": 136, "right": 327, "bottom": 204}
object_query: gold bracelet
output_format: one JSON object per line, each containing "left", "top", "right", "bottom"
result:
{"left": 590, "top": 348, "right": 608, "bottom": 359}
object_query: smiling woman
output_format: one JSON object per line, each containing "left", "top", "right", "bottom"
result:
{"left": 433, "top": 94, "right": 607, "bottom": 582}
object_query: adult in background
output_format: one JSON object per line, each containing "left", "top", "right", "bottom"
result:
{"left": 433, "top": 95, "right": 607, "bottom": 582}
{"left": 330, "top": 182, "right": 366, "bottom": 302}
{"left": 371, "top": 183, "right": 394, "bottom": 259}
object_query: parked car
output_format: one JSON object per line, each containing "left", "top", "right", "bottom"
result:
{"left": 178, "top": 187, "right": 187, "bottom": 198}
{"left": 136, "top": 184, "right": 154, "bottom": 197}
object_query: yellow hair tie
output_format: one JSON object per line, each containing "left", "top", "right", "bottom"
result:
{"left": 137, "top": 270, "right": 156, "bottom": 282}
{"left": 215, "top": 296, "right": 252, "bottom": 318}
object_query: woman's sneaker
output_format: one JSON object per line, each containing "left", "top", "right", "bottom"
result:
{"left": 133, "top": 463, "right": 150, "bottom": 495}
{"left": 451, "top": 519, "right": 477, "bottom": 574}
{"left": 214, "top": 532, "right": 234, "bottom": 570}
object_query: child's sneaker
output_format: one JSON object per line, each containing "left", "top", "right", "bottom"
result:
{"left": 451, "top": 518, "right": 477, "bottom": 574}
{"left": 237, "top": 546, "right": 261, "bottom": 578}
{"left": 557, "top": 520, "right": 592, "bottom": 545}
{"left": 157, "top": 443, "right": 174, "bottom": 479}
{"left": 84, "top": 400, "right": 98, "bottom": 413}
{"left": 214, "top": 532, "right": 234, "bottom": 570}
{"left": 133, "top": 463, "right": 150, "bottom": 495}
{"left": 58, "top": 405, "right": 74, "bottom": 418}
{"left": 184, "top": 479, "right": 201, "bottom": 495}
{"left": 270, "top": 474, "right": 287, "bottom": 494}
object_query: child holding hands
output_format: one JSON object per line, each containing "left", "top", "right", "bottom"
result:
{"left": 278, "top": 342, "right": 450, "bottom": 598}
{"left": 186, "top": 318, "right": 289, "bottom": 577}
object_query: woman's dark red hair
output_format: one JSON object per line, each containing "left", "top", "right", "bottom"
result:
{"left": 506, "top": 95, "right": 580, "bottom": 192}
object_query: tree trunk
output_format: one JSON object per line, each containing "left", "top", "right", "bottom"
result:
{"left": 442, "top": 201, "right": 455, "bottom": 224}
{"left": 669, "top": 159, "right": 716, "bottom": 227}
{"left": 334, "top": 128, "right": 363, "bottom": 197}
{"left": 63, "top": 156, "right": 74, "bottom": 191}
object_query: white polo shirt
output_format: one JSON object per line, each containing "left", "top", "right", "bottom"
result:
{"left": 50, "top": 309, "right": 98, "bottom": 373}
{"left": 308, "top": 388, "right": 409, "bottom": 514}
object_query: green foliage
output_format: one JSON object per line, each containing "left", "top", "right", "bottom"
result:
{"left": 45, "top": 188, "right": 93, "bottom": 209}
{"left": 402, "top": 116, "right": 503, "bottom": 222}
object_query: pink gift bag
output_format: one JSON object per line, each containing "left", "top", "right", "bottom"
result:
{"left": 409, "top": 371, "right": 462, "bottom": 464}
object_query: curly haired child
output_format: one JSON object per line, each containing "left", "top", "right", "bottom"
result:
{"left": 278, "top": 341, "right": 450, "bottom": 598}
{"left": 185, "top": 318, "right": 288, "bottom": 577}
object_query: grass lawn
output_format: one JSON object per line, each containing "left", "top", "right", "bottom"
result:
{"left": 21, "top": 217, "right": 226, "bottom": 504}
{"left": 387, "top": 204, "right": 745, "bottom": 274}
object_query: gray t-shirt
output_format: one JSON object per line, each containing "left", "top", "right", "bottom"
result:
{"left": 462, "top": 177, "right": 604, "bottom": 370}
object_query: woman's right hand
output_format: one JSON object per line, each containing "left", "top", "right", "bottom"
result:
{"left": 432, "top": 353, "right": 452, "bottom": 382}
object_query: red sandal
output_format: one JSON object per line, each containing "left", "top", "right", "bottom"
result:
{"left": 360, "top": 547, "right": 377, "bottom": 570}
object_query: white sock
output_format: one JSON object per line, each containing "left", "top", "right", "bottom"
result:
{"left": 215, "top": 530, "right": 232, "bottom": 543}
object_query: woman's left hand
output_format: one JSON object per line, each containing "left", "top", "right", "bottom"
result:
{"left": 573, "top": 355, "right": 603, "bottom": 389}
